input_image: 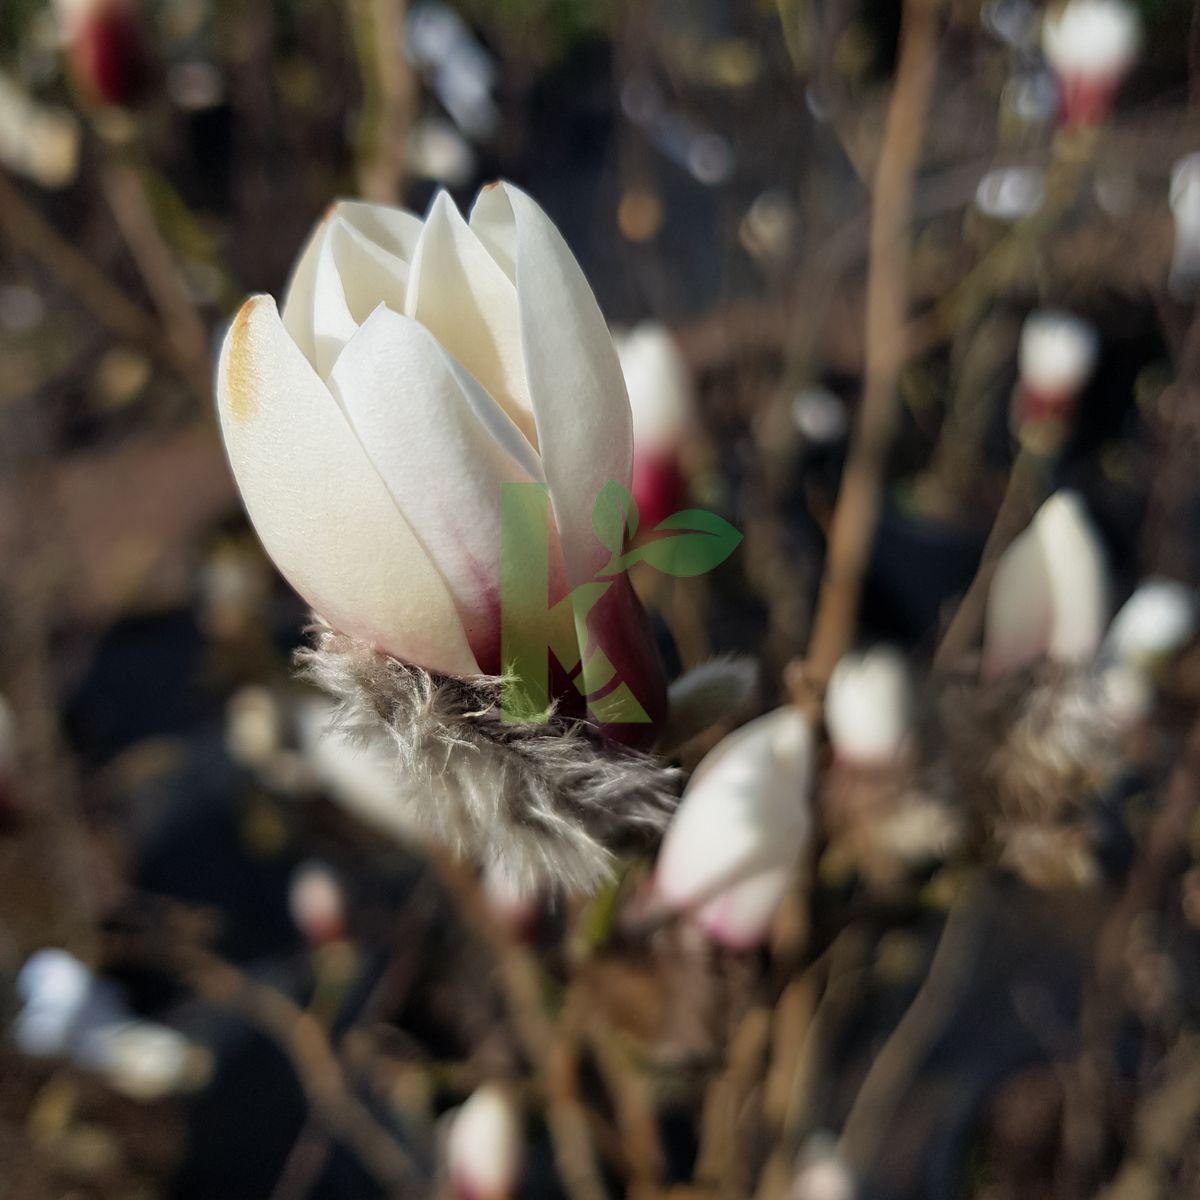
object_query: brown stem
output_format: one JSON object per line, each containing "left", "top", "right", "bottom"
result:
{"left": 802, "top": 0, "right": 943, "bottom": 690}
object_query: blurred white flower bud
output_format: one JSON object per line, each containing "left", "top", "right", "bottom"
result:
{"left": 791, "top": 387, "right": 848, "bottom": 446}
{"left": 1169, "top": 153, "right": 1200, "bottom": 300}
{"left": 792, "top": 1133, "right": 856, "bottom": 1200}
{"left": 1041, "top": 0, "right": 1140, "bottom": 127}
{"left": 1016, "top": 309, "right": 1098, "bottom": 429}
{"left": 974, "top": 166, "right": 1045, "bottom": 222}
{"left": 654, "top": 708, "right": 814, "bottom": 949}
{"left": 1104, "top": 579, "right": 1197, "bottom": 676}
{"left": 15, "top": 949, "right": 195, "bottom": 1100}
{"left": 615, "top": 321, "right": 695, "bottom": 528}
{"left": 80, "top": 1020, "right": 193, "bottom": 1101}
{"left": 288, "top": 860, "right": 348, "bottom": 946}
{"left": 480, "top": 859, "right": 539, "bottom": 936}
{"left": 225, "top": 685, "right": 283, "bottom": 769}
{"left": 825, "top": 647, "right": 912, "bottom": 767}
{"left": 14, "top": 948, "right": 101, "bottom": 1057}
{"left": 447, "top": 1083, "right": 523, "bottom": 1200}
{"left": 984, "top": 491, "right": 1110, "bottom": 679}
{"left": 0, "top": 72, "right": 80, "bottom": 188}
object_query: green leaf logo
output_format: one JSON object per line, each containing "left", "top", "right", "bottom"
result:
{"left": 592, "top": 480, "right": 639, "bottom": 557}
{"left": 613, "top": 509, "right": 742, "bottom": 578}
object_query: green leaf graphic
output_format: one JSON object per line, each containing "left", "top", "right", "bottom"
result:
{"left": 622, "top": 509, "right": 743, "bottom": 578}
{"left": 592, "top": 480, "right": 639, "bottom": 554}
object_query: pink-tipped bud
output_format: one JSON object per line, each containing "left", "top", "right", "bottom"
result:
{"left": 1015, "top": 309, "right": 1098, "bottom": 431}
{"left": 288, "top": 861, "right": 348, "bottom": 946}
{"left": 1170, "top": 153, "right": 1200, "bottom": 300}
{"left": 1104, "top": 579, "right": 1197, "bottom": 677}
{"left": 446, "top": 1084, "right": 523, "bottom": 1200}
{"left": 54, "top": 0, "right": 150, "bottom": 108}
{"left": 983, "top": 490, "right": 1110, "bottom": 680}
{"left": 480, "top": 859, "right": 539, "bottom": 938}
{"left": 825, "top": 647, "right": 911, "bottom": 768}
{"left": 1041, "top": 0, "right": 1140, "bottom": 128}
{"left": 654, "top": 708, "right": 813, "bottom": 950}
{"left": 615, "top": 322, "right": 695, "bottom": 528}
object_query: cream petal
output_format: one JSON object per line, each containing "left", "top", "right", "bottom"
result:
{"left": 216, "top": 294, "right": 479, "bottom": 677}
{"left": 282, "top": 201, "right": 423, "bottom": 375}
{"left": 656, "top": 708, "right": 813, "bottom": 912}
{"left": 330, "top": 305, "right": 543, "bottom": 672}
{"left": 480, "top": 183, "right": 633, "bottom": 586}
{"left": 695, "top": 864, "right": 794, "bottom": 949}
{"left": 406, "top": 191, "right": 537, "bottom": 446}
{"left": 983, "top": 490, "right": 1109, "bottom": 679}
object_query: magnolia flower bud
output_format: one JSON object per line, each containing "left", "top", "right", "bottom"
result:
{"left": 974, "top": 166, "right": 1045, "bottom": 222}
{"left": 53, "top": 0, "right": 150, "bottom": 108}
{"left": 1014, "top": 309, "right": 1098, "bottom": 434}
{"left": 1170, "top": 153, "right": 1200, "bottom": 300}
{"left": 1104, "top": 579, "right": 1197, "bottom": 676}
{"left": 446, "top": 1084, "right": 523, "bottom": 1200}
{"left": 288, "top": 861, "right": 348, "bottom": 946}
{"left": 1041, "top": 0, "right": 1140, "bottom": 128}
{"left": 480, "top": 858, "right": 539, "bottom": 936}
{"left": 792, "top": 1133, "right": 856, "bottom": 1200}
{"left": 825, "top": 647, "right": 911, "bottom": 767}
{"left": 983, "top": 490, "right": 1110, "bottom": 680}
{"left": 615, "top": 321, "right": 695, "bottom": 529}
{"left": 654, "top": 708, "right": 813, "bottom": 949}
{"left": 216, "top": 183, "right": 666, "bottom": 740}
{"left": 15, "top": 949, "right": 194, "bottom": 1100}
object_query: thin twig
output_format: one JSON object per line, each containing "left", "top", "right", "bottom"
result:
{"left": 802, "top": 0, "right": 943, "bottom": 690}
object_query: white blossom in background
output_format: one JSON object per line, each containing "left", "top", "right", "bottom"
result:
{"left": 654, "top": 708, "right": 814, "bottom": 949}
{"left": 1015, "top": 309, "right": 1098, "bottom": 431}
{"left": 1104, "top": 579, "right": 1197, "bottom": 676}
{"left": 825, "top": 647, "right": 912, "bottom": 767}
{"left": 288, "top": 860, "right": 348, "bottom": 946}
{"left": 791, "top": 386, "right": 849, "bottom": 446}
{"left": 14, "top": 949, "right": 195, "bottom": 1101}
{"left": 1041, "top": 0, "right": 1141, "bottom": 127}
{"left": 974, "top": 165, "right": 1045, "bottom": 222}
{"left": 614, "top": 321, "right": 695, "bottom": 527}
{"left": 0, "top": 72, "right": 79, "bottom": 188}
{"left": 1169, "top": 153, "right": 1200, "bottom": 300}
{"left": 983, "top": 490, "right": 1110, "bottom": 680}
{"left": 480, "top": 858, "right": 539, "bottom": 935}
{"left": 446, "top": 1083, "right": 523, "bottom": 1200}
{"left": 52, "top": 0, "right": 149, "bottom": 107}
{"left": 792, "top": 1133, "right": 856, "bottom": 1200}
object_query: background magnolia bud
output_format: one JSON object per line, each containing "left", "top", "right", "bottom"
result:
{"left": 825, "top": 646, "right": 911, "bottom": 767}
{"left": 654, "top": 707, "right": 813, "bottom": 949}
{"left": 288, "top": 860, "right": 348, "bottom": 946}
{"left": 1041, "top": 0, "right": 1141, "bottom": 127}
{"left": 1015, "top": 309, "right": 1098, "bottom": 429}
{"left": 1104, "top": 579, "right": 1197, "bottom": 676}
{"left": 984, "top": 490, "right": 1110, "bottom": 679}
{"left": 446, "top": 1083, "right": 523, "bottom": 1200}
{"left": 54, "top": 0, "right": 151, "bottom": 108}
{"left": 1169, "top": 153, "right": 1200, "bottom": 299}
{"left": 615, "top": 321, "right": 695, "bottom": 528}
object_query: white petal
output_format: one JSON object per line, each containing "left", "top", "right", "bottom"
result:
{"left": 406, "top": 191, "right": 537, "bottom": 446}
{"left": 447, "top": 1085, "right": 523, "bottom": 1200}
{"left": 330, "top": 305, "right": 542, "bottom": 671}
{"left": 694, "top": 864, "right": 794, "bottom": 949}
{"left": 656, "top": 708, "right": 813, "bottom": 914}
{"left": 216, "top": 295, "right": 478, "bottom": 676}
{"left": 1018, "top": 309, "right": 1098, "bottom": 398}
{"left": 825, "top": 646, "right": 911, "bottom": 766}
{"left": 983, "top": 490, "right": 1109, "bottom": 678}
{"left": 1104, "top": 579, "right": 1197, "bottom": 673}
{"left": 473, "top": 182, "right": 633, "bottom": 585}
{"left": 615, "top": 321, "right": 694, "bottom": 454}
{"left": 282, "top": 201, "right": 423, "bottom": 374}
